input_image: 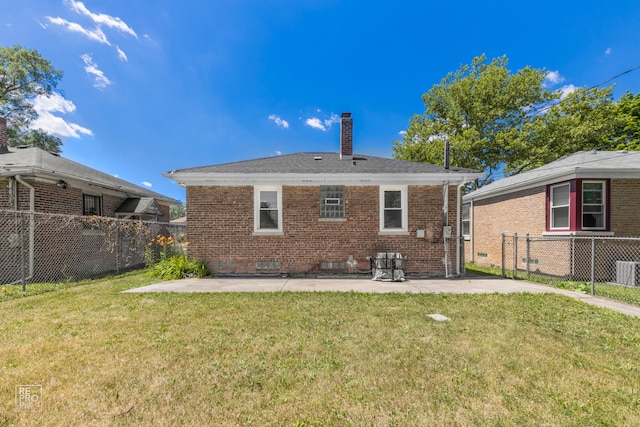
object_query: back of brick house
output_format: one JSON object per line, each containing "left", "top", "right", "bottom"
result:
{"left": 166, "top": 113, "right": 483, "bottom": 277}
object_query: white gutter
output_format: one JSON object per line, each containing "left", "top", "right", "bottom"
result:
{"left": 14, "top": 175, "right": 35, "bottom": 283}
{"left": 443, "top": 182, "right": 450, "bottom": 278}
{"left": 456, "top": 183, "right": 463, "bottom": 275}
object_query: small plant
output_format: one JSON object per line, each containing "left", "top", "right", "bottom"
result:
{"left": 145, "top": 233, "right": 210, "bottom": 280}
{"left": 147, "top": 255, "right": 210, "bottom": 280}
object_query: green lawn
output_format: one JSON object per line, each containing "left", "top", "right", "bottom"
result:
{"left": 2, "top": 271, "right": 640, "bottom": 426}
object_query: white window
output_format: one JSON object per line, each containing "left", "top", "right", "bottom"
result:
{"left": 462, "top": 203, "right": 471, "bottom": 237}
{"left": 550, "top": 183, "right": 570, "bottom": 229}
{"left": 254, "top": 186, "right": 282, "bottom": 233}
{"left": 582, "top": 181, "right": 605, "bottom": 230}
{"left": 379, "top": 186, "right": 408, "bottom": 233}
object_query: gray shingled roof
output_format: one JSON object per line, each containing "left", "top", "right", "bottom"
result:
{"left": 465, "top": 150, "right": 640, "bottom": 201}
{"left": 0, "top": 146, "right": 175, "bottom": 202}
{"left": 169, "top": 152, "right": 480, "bottom": 175}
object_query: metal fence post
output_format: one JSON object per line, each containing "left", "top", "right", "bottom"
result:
{"left": 513, "top": 233, "right": 518, "bottom": 279}
{"left": 20, "top": 213, "right": 26, "bottom": 292}
{"left": 501, "top": 233, "right": 505, "bottom": 278}
{"left": 590, "top": 237, "right": 595, "bottom": 296}
{"left": 526, "top": 233, "right": 530, "bottom": 278}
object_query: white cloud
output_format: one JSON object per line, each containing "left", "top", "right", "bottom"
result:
{"left": 142, "top": 181, "right": 152, "bottom": 188}
{"left": 324, "top": 113, "right": 340, "bottom": 128}
{"left": 305, "top": 117, "right": 326, "bottom": 131}
{"left": 30, "top": 93, "right": 93, "bottom": 138}
{"left": 268, "top": 114, "right": 289, "bottom": 129}
{"left": 605, "top": 47, "right": 612, "bottom": 56}
{"left": 81, "top": 54, "right": 111, "bottom": 89}
{"left": 46, "top": 16, "right": 110, "bottom": 45}
{"left": 305, "top": 112, "right": 340, "bottom": 131}
{"left": 116, "top": 46, "right": 128, "bottom": 62}
{"left": 543, "top": 70, "right": 564, "bottom": 87}
{"left": 398, "top": 130, "right": 407, "bottom": 136}
{"left": 559, "top": 84, "right": 577, "bottom": 99}
{"left": 66, "top": 0, "right": 137, "bottom": 38}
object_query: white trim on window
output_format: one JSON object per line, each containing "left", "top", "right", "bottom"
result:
{"left": 379, "top": 185, "right": 408, "bottom": 234}
{"left": 581, "top": 180, "right": 606, "bottom": 231}
{"left": 254, "top": 186, "right": 283, "bottom": 235}
{"left": 550, "top": 183, "right": 570, "bottom": 230}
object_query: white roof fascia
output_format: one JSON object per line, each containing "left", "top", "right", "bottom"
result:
{"left": 465, "top": 168, "right": 640, "bottom": 202}
{"left": 163, "top": 172, "right": 485, "bottom": 187}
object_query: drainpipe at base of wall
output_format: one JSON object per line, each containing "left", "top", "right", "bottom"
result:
{"left": 14, "top": 175, "right": 35, "bottom": 286}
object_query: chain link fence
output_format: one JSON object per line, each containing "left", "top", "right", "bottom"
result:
{"left": 502, "top": 234, "right": 640, "bottom": 304}
{"left": 0, "top": 209, "right": 186, "bottom": 287}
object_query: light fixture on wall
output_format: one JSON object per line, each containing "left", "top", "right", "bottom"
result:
{"left": 57, "top": 180, "right": 69, "bottom": 189}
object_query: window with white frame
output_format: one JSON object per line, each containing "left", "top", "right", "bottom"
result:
{"left": 550, "top": 183, "right": 570, "bottom": 229}
{"left": 582, "top": 181, "right": 605, "bottom": 229}
{"left": 254, "top": 186, "right": 282, "bottom": 233}
{"left": 320, "top": 185, "right": 345, "bottom": 219}
{"left": 462, "top": 203, "right": 471, "bottom": 237}
{"left": 379, "top": 186, "right": 408, "bottom": 232}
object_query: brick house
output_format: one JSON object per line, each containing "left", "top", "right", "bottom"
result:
{"left": 164, "top": 113, "right": 483, "bottom": 277}
{"left": 0, "top": 118, "right": 175, "bottom": 220}
{"left": 0, "top": 117, "right": 177, "bottom": 283}
{"left": 462, "top": 150, "right": 640, "bottom": 272}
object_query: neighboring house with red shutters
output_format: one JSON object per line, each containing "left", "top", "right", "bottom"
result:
{"left": 164, "top": 113, "right": 483, "bottom": 277}
{"left": 462, "top": 150, "right": 640, "bottom": 269}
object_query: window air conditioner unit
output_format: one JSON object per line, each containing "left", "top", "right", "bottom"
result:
{"left": 616, "top": 261, "right": 640, "bottom": 286}
{"left": 325, "top": 198, "right": 341, "bottom": 205}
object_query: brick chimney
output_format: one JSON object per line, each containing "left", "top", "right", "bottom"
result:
{"left": 0, "top": 117, "right": 8, "bottom": 154}
{"left": 340, "top": 112, "right": 353, "bottom": 160}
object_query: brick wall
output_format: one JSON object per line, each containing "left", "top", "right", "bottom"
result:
{"left": 470, "top": 186, "right": 546, "bottom": 268}
{"left": 187, "top": 184, "right": 460, "bottom": 276}
{"left": 610, "top": 179, "right": 640, "bottom": 236}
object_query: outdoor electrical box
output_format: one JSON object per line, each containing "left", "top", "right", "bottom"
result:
{"left": 442, "top": 226, "right": 452, "bottom": 238}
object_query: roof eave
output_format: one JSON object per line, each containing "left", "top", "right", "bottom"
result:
{"left": 163, "top": 171, "right": 485, "bottom": 187}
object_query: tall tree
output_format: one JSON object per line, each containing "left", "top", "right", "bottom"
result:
{"left": 613, "top": 91, "right": 640, "bottom": 151}
{"left": 392, "top": 54, "right": 625, "bottom": 188}
{"left": 0, "top": 45, "right": 63, "bottom": 152}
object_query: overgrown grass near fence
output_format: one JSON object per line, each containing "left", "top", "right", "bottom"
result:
{"left": 466, "top": 263, "right": 640, "bottom": 306}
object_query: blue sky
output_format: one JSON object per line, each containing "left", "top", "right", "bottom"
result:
{"left": 2, "top": 0, "right": 640, "bottom": 202}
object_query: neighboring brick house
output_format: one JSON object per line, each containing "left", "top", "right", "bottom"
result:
{"left": 462, "top": 150, "right": 640, "bottom": 271}
{"left": 164, "top": 113, "right": 483, "bottom": 277}
{"left": 0, "top": 117, "right": 177, "bottom": 284}
{"left": 0, "top": 118, "right": 175, "bottom": 220}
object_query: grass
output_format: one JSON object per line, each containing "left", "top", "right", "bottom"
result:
{"left": 466, "top": 262, "right": 640, "bottom": 306}
{"left": 1, "top": 271, "right": 640, "bottom": 426}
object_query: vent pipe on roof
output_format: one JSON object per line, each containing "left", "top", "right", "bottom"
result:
{"left": 340, "top": 112, "right": 353, "bottom": 160}
{"left": 444, "top": 141, "right": 450, "bottom": 170}
{"left": 0, "top": 117, "right": 9, "bottom": 154}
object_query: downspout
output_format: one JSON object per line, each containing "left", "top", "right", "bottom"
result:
{"left": 456, "top": 183, "right": 463, "bottom": 275}
{"left": 15, "top": 175, "right": 35, "bottom": 283}
{"left": 443, "top": 181, "right": 450, "bottom": 278}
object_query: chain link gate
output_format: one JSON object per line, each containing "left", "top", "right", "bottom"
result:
{"left": 0, "top": 209, "right": 187, "bottom": 288}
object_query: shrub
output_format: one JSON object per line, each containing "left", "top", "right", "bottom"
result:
{"left": 147, "top": 255, "right": 210, "bottom": 280}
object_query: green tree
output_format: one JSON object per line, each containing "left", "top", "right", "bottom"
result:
{"left": 393, "top": 54, "right": 625, "bottom": 187}
{"left": 613, "top": 91, "right": 640, "bottom": 151}
{"left": 170, "top": 202, "right": 186, "bottom": 220}
{"left": 0, "top": 45, "right": 64, "bottom": 152}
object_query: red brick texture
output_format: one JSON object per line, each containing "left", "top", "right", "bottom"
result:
{"left": 187, "top": 184, "right": 460, "bottom": 276}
